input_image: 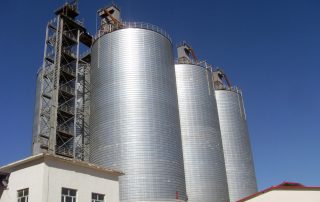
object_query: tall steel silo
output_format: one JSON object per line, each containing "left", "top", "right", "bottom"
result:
{"left": 174, "top": 43, "right": 229, "bottom": 202}
{"left": 90, "top": 5, "right": 186, "bottom": 202}
{"left": 213, "top": 70, "right": 257, "bottom": 202}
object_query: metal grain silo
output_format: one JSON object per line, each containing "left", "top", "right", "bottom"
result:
{"left": 175, "top": 64, "right": 229, "bottom": 202}
{"left": 174, "top": 43, "right": 229, "bottom": 202}
{"left": 213, "top": 70, "right": 257, "bottom": 202}
{"left": 90, "top": 6, "right": 186, "bottom": 202}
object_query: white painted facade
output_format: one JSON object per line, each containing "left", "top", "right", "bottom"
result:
{"left": 244, "top": 189, "right": 320, "bottom": 202}
{"left": 239, "top": 187, "right": 320, "bottom": 202}
{"left": 0, "top": 154, "right": 122, "bottom": 202}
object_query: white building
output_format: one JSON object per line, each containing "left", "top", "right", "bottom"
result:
{"left": 238, "top": 182, "right": 320, "bottom": 202}
{"left": 0, "top": 153, "right": 123, "bottom": 202}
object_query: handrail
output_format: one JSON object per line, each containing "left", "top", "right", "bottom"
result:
{"left": 59, "top": 104, "right": 75, "bottom": 115}
{"left": 59, "top": 85, "right": 75, "bottom": 95}
{"left": 215, "top": 85, "right": 242, "bottom": 94}
{"left": 61, "top": 65, "right": 76, "bottom": 75}
{"left": 56, "top": 145, "right": 74, "bottom": 157}
{"left": 57, "top": 124, "right": 74, "bottom": 135}
{"left": 95, "top": 21, "right": 172, "bottom": 43}
{"left": 175, "top": 59, "right": 213, "bottom": 70}
{"left": 174, "top": 60, "right": 242, "bottom": 93}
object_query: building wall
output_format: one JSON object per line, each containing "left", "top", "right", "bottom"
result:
{"left": 45, "top": 159, "right": 119, "bottom": 202}
{"left": 0, "top": 159, "right": 120, "bottom": 202}
{"left": 244, "top": 190, "right": 320, "bottom": 202}
{"left": 0, "top": 159, "right": 45, "bottom": 202}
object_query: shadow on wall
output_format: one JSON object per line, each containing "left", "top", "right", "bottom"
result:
{"left": 0, "top": 172, "right": 10, "bottom": 199}
{"left": 45, "top": 159, "right": 120, "bottom": 181}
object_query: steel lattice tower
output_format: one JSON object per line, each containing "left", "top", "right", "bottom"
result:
{"left": 32, "top": 2, "right": 93, "bottom": 161}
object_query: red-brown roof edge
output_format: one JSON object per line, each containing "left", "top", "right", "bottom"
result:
{"left": 237, "top": 182, "right": 320, "bottom": 202}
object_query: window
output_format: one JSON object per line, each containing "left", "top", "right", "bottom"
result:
{"left": 61, "top": 188, "right": 77, "bottom": 202}
{"left": 17, "top": 188, "right": 29, "bottom": 202}
{"left": 92, "top": 193, "right": 105, "bottom": 202}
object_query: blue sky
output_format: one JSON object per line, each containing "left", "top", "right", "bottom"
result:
{"left": 0, "top": 0, "right": 319, "bottom": 190}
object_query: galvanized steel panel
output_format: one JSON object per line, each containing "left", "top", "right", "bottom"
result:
{"left": 32, "top": 68, "right": 43, "bottom": 155}
{"left": 175, "top": 64, "right": 229, "bottom": 202}
{"left": 215, "top": 90, "right": 257, "bottom": 202}
{"left": 90, "top": 28, "right": 186, "bottom": 202}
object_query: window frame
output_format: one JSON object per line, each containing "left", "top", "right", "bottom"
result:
{"left": 61, "top": 187, "right": 77, "bottom": 202}
{"left": 91, "top": 192, "right": 105, "bottom": 202}
{"left": 17, "top": 188, "right": 29, "bottom": 202}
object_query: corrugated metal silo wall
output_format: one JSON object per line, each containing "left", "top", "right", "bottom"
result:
{"left": 175, "top": 64, "right": 229, "bottom": 202}
{"left": 215, "top": 90, "right": 257, "bottom": 202}
{"left": 90, "top": 28, "right": 187, "bottom": 202}
{"left": 32, "top": 68, "right": 43, "bottom": 155}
